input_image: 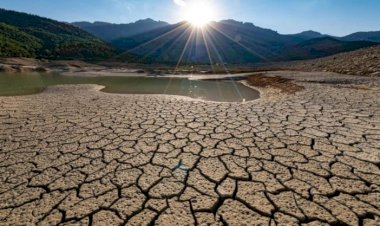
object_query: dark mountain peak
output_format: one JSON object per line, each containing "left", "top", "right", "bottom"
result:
{"left": 303, "top": 36, "right": 340, "bottom": 44}
{"left": 300, "top": 30, "right": 321, "bottom": 34}
{"left": 219, "top": 19, "right": 243, "bottom": 24}
{"left": 287, "top": 30, "right": 327, "bottom": 43}
{"left": 136, "top": 18, "right": 154, "bottom": 22}
{"left": 217, "top": 19, "right": 280, "bottom": 36}
{"left": 342, "top": 31, "right": 380, "bottom": 42}
{"left": 294, "top": 37, "right": 349, "bottom": 47}
{"left": 133, "top": 18, "right": 168, "bottom": 26}
{"left": 219, "top": 19, "right": 257, "bottom": 28}
{"left": 72, "top": 18, "right": 170, "bottom": 41}
{"left": 345, "top": 31, "right": 380, "bottom": 37}
{"left": 298, "top": 30, "right": 323, "bottom": 36}
{"left": 73, "top": 19, "right": 167, "bottom": 28}
{"left": 72, "top": 21, "right": 113, "bottom": 28}
{"left": 135, "top": 18, "right": 158, "bottom": 24}
{"left": 93, "top": 21, "right": 112, "bottom": 25}
{"left": 289, "top": 30, "right": 325, "bottom": 40}
{"left": 72, "top": 21, "right": 91, "bottom": 26}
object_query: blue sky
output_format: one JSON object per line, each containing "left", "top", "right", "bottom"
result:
{"left": 1, "top": 0, "right": 379, "bottom": 36}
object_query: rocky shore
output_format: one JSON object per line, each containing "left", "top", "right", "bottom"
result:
{"left": 0, "top": 58, "right": 107, "bottom": 74}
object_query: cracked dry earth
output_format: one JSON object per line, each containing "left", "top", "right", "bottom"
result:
{"left": 0, "top": 72, "right": 380, "bottom": 226}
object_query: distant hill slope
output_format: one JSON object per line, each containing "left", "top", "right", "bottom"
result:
{"left": 110, "top": 20, "right": 378, "bottom": 64}
{"left": 266, "top": 45, "right": 380, "bottom": 76}
{"left": 112, "top": 19, "right": 303, "bottom": 51}
{"left": 112, "top": 20, "right": 319, "bottom": 64}
{"left": 74, "top": 18, "right": 380, "bottom": 46}
{"left": 292, "top": 30, "right": 325, "bottom": 39}
{"left": 72, "top": 19, "right": 169, "bottom": 41}
{"left": 279, "top": 37, "right": 378, "bottom": 60}
{"left": 341, "top": 31, "right": 380, "bottom": 43}
{"left": 287, "top": 30, "right": 328, "bottom": 43}
{"left": 70, "top": 16, "right": 380, "bottom": 64}
{"left": 2, "top": 8, "right": 379, "bottom": 64}
{"left": 112, "top": 21, "right": 279, "bottom": 64}
{"left": 0, "top": 8, "right": 115, "bottom": 59}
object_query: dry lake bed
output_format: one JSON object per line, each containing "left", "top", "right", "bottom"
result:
{"left": 0, "top": 71, "right": 379, "bottom": 225}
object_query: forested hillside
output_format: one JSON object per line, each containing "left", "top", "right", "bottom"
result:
{"left": 0, "top": 8, "right": 115, "bottom": 59}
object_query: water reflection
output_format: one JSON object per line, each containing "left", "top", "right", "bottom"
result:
{"left": 0, "top": 73, "right": 260, "bottom": 102}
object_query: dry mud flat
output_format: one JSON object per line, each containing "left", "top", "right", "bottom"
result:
{"left": 0, "top": 72, "right": 379, "bottom": 226}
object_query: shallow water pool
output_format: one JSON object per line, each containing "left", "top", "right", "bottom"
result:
{"left": 0, "top": 73, "right": 260, "bottom": 102}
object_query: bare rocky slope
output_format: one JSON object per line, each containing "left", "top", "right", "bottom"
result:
{"left": 269, "top": 45, "right": 380, "bottom": 76}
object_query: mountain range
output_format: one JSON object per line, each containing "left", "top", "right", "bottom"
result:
{"left": 0, "top": 8, "right": 379, "bottom": 64}
{"left": 73, "top": 18, "right": 380, "bottom": 64}
{"left": 72, "top": 19, "right": 168, "bottom": 41}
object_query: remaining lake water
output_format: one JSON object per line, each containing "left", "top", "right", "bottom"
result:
{"left": 0, "top": 73, "right": 260, "bottom": 102}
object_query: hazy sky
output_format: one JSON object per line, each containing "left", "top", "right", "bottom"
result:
{"left": 1, "top": 0, "right": 379, "bottom": 36}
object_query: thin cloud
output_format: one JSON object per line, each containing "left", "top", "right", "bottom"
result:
{"left": 174, "top": 0, "right": 187, "bottom": 7}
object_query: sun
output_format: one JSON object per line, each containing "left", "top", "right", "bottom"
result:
{"left": 184, "top": 0, "right": 216, "bottom": 27}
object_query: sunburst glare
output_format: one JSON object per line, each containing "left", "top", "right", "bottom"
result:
{"left": 183, "top": 0, "right": 217, "bottom": 27}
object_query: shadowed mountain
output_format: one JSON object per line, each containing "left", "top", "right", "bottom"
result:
{"left": 279, "top": 37, "right": 378, "bottom": 61}
{"left": 72, "top": 19, "right": 169, "bottom": 41}
{"left": 2, "top": 8, "right": 379, "bottom": 64}
{"left": 113, "top": 21, "right": 280, "bottom": 64}
{"left": 111, "top": 20, "right": 378, "bottom": 64}
{"left": 341, "top": 31, "right": 380, "bottom": 43}
{"left": 288, "top": 30, "right": 327, "bottom": 42}
{"left": 0, "top": 8, "right": 115, "bottom": 59}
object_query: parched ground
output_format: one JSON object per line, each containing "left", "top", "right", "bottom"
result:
{"left": 0, "top": 71, "right": 379, "bottom": 226}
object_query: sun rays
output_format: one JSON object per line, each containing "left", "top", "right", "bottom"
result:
{"left": 183, "top": 0, "right": 216, "bottom": 27}
{"left": 120, "top": 0, "right": 269, "bottom": 78}
{"left": 122, "top": 21, "right": 254, "bottom": 101}
{"left": 124, "top": 21, "right": 268, "bottom": 72}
